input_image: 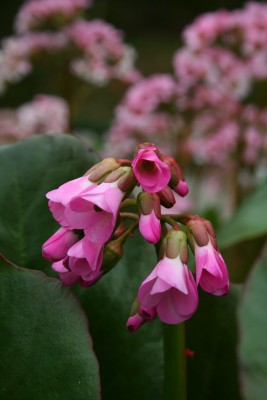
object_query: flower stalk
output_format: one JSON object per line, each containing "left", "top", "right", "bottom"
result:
{"left": 163, "top": 323, "right": 186, "bottom": 400}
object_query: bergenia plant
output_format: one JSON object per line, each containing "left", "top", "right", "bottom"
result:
{"left": 42, "top": 142, "right": 229, "bottom": 399}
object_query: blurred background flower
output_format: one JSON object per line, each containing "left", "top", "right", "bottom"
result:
{"left": 1, "top": 0, "right": 267, "bottom": 219}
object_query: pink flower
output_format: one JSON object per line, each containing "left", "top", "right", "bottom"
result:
{"left": 138, "top": 255, "right": 198, "bottom": 324}
{"left": 132, "top": 145, "right": 171, "bottom": 192}
{"left": 195, "top": 241, "right": 229, "bottom": 295}
{"left": 67, "top": 236, "right": 103, "bottom": 284}
{"left": 42, "top": 227, "right": 79, "bottom": 262}
{"left": 15, "top": 0, "right": 91, "bottom": 34}
{"left": 52, "top": 257, "right": 80, "bottom": 286}
{"left": 66, "top": 181, "right": 125, "bottom": 243}
{"left": 46, "top": 176, "right": 95, "bottom": 227}
{"left": 67, "top": 19, "right": 138, "bottom": 85}
{"left": 52, "top": 236, "right": 103, "bottom": 286}
{"left": 139, "top": 305, "right": 157, "bottom": 321}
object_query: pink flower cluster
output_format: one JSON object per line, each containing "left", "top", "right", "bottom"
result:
{"left": 106, "top": 2, "right": 267, "bottom": 185}
{"left": 0, "top": 95, "right": 69, "bottom": 144}
{"left": 0, "top": 0, "right": 139, "bottom": 92}
{"left": 106, "top": 74, "right": 183, "bottom": 158}
{"left": 43, "top": 143, "right": 229, "bottom": 329}
{"left": 67, "top": 20, "right": 140, "bottom": 85}
{"left": 15, "top": 0, "right": 91, "bottom": 33}
{"left": 0, "top": 32, "right": 67, "bottom": 93}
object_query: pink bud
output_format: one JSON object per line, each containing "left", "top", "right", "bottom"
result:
{"left": 42, "top": 227, "right": 79, "bottom": 262}
{"left": 195, "top": 241, "right": 229, "bottom": 296}
{"left": 126, "top": 313, "right": 145, "bottom": 333}
{"left": 138, "top": 191, "right": 161, "bottom": 243}
{"left": 139, "top": 211, "right": 161, "bottom": 244}
{"left": 132, "top": 145, "right": 171, "bottom": 192}
{"left": 173, "top": 180, "right": 189, "bottom": 197}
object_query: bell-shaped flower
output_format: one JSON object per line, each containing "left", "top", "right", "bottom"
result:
{"left": 42, "top": 227, "right": 79, "bottom": 262}
{"left": 65, "top": 166, "right": 136, "bottom": 243}
{"left": 132, "top": 143, "right": 170, "bottom": 192}
{"left": 67, "top": 236, "right": 103, "bottom": 284}
{"left": 138, "top": 230, "right": 198, "bottom": 324}
{"left": 187, "top": 218, "right": 229, "bottom": 296}
{"left": 195, "top": 241, "right": 229, "bottom": 295}
{"left": 65, "top": 181, "right": 125, "bottom": 243}
{"left": 138, "top": 192, "right": 161, "bottom": 243}
{"left": 46, "top": 176, "right": 95, "bottom": 227}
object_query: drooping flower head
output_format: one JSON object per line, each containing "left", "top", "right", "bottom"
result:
{"left": 43, "top": 142, "right": 229, "bottom": 331}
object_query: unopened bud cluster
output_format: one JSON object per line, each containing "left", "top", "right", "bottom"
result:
{"left": 42, "top": 142, "right": 229, "bottom": 330}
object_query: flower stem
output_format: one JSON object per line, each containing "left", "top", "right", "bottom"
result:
{"left": 163, "top": 323, "right": 186, "bottom": 400}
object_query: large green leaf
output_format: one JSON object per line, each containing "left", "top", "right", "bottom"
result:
{"left": 217, "top": 180, "right": 267, "bottom": 248}
{"left": 238, "top": 242, "right": 267, "bottom": 400}
{"left": 0, "top": 135, "right": 94, "bottom": 270}
{"left": 77, "top": 233, "right": 164, "bottom": 400}
{"left": 0, "top": 256, "right": 100, "bottom": 400}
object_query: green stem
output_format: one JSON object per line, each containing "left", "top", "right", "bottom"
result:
{"left": 119, "top": 212, "right": 139, "bottom": 221}
{"left": 163, "top": 323, "right": 186, "bottom": 400}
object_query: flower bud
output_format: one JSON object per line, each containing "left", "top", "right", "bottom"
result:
{"left": 157, "top": 186, "right": 176, "bottom": 208}
{"left": 126, "top": 314, "right": 145, "bottom": 333}
{"left": 105, "top": 166, "right": 137, "bottom": 193}
{"left": 162, "top": 155, "right": 189, "bottom": 197}
{"left": 126, "top": 298, "right": 147, "bottom": 333}
{"left": 133, "top": 142, "right": 160, "bottom": 158}
{"left": 84, "top": 157, "right": 121, "bottom": 183}
{"left": 186, "top": 217, "right": 216, "bottom": 249}
{"left": 137, "top": 192, "right": 161, "bottom": 243}
{"left": 160, "top": 230, "right": 188, "bottom": 263}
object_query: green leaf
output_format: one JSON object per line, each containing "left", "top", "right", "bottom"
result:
{"left": 0, "top": 256, "right": 100, "bottom": 400}
{"left": 77, "top": 233, "right": 164, "bottom": 400}
{"left": 238, "top": 242, "right": 267, "bottom": 400}
{"left": 217, "top": 180, "right": 267, "bottom": 248}
{"left": 0, "top": 135, "right": 94, "bottom": 270}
